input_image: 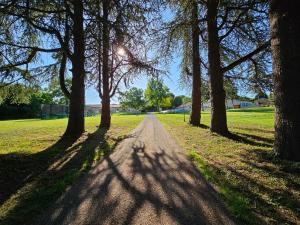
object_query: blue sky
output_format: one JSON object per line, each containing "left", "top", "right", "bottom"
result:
{"left": 85, "top": 58, "right": 189, "bottom": 105}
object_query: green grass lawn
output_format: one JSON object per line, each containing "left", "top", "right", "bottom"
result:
{"left": 157, "top": 107, "right": 300, "bottom": 225}
{"left": 0, "top": 114, "right": 145, "bottom": 225}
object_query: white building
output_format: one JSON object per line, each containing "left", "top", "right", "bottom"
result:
{"left": 225, "top": 99, "right": 256, "bottom": 109}
{"left": 173, "top": 99, "right": 256, "bottom": 112}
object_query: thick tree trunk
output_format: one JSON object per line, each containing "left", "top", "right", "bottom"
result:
{"left": 189, "top": 0, "right": 201, "bottom": 126}
{"left": 64, "top": 0, "right": 85, "bottom": 138}
{"left": 100, "top": 0, "right": 111, "bottom": 128}
{"left": 207, "top": 0, "right": 228, "bottom": 135}
{"left": 59, "top": 53, "right": 70, "bottom": 100}
{"left": 270, "top": 0, "right": 300, "bottom": 161}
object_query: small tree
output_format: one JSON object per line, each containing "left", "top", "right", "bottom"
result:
{"left": 224, "top": 79, "right": 238, "bottom": 107}
{"left": 145, "top": 78, "right": 170, "bottom": 111}
{"left": 161, "top": 93, "right": 174, "bottom": 109}
{"left": 47, "top": 77, "right": 72, "bottom": 105}
{"left": 118, "top": 88, "right": 145, "bottom": 112}
{"left": 173, "top": 96, "right": 184, "bottom": 108}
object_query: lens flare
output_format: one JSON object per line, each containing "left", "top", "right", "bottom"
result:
{"left": 117, "top": 47, "right": 126, "bottom": 57}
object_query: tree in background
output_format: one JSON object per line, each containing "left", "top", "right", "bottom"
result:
{"left": 47, "top": 77, "right": 72, "bottom": 105}
{"left": 161, "top": 93, "right": 174, "bottom": 109}
{"left": 173, "top": 95, "right": 192, "bottom": 108}
{"left": 173, "top": 95, "right": 184, "bottom": 108}
{"left": 118, "top": 87, "right": 145, "bottom": 112}
{"left": 270, "top": 0, "right": 300, "bottom": 161}
{"left": 224, "top": 79, "right": 239, "bottom": 106}
{"left": 201, "top": 80, "right": 210, "bottom": 108}
{"left": 0, "top": 84, "right": 53, "bottom": 119}
{"left": 86, "top": 0, "right": 161, "bottom": 128}
{"left": 145, "top": 78, "right": 170, "bottom": 111}
{"left": 157, "top": 0, "right": 202, "bottom": 125}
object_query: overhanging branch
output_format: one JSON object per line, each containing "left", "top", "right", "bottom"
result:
{"left": 221, "top": 40, "right": 270, "bottom": 73}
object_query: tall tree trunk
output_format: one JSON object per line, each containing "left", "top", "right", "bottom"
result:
{"left": 270, "top": 0, "right": 300, "bottom": 161}
{"left": 207, "top": 0, "right": 228, "bottom": 135}
{"left": 59, "top": 13, "right": 70, "bottom": 101}
{"left": 59, "top": 53, "right": 70, "bottom": 100}
{"left": 100, "top": 0, "right": 111, "bottom": 128}
{"left": 189, "top": 0, "right": 201, "bottom": 126}
{"left": 64, "top": 0, "right": 85, "bottom": 138}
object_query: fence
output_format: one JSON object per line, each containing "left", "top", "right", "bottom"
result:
{"left": 40, "top": 104, "right": 101, "bottom": 119}
{"left": 41, "top": 104, "right": 69, "bottom": 119}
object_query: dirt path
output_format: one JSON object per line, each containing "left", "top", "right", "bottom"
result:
{"left": 37, "top": 115, "right": 236, "bottom": 225}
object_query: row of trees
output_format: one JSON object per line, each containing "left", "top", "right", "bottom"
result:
{"left": 0, "top": 1, "right": 299, "bottom": 160}
{"left": 118, "top": 78, "right": 191, "bottom": 111}
{"left": 153, "top": 0, "right": 299, "bottom": 160}
{"left": 156, "top": 0, "right": 270, "bottom": 134}
{"left": 0, "top": 0, "right": 161, "bottom": 137}
{"left": 0, "top": 79, "right": 70, "bottom": 119}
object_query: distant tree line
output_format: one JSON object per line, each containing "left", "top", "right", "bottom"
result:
{"left": 0, "top": 78, "right": 70, "bottom": 119}
{"left": 118, "top": 78, "right": 191, "bottom": 112}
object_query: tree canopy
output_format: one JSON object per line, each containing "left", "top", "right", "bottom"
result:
{"left": 118, "top": 87, "right": 145, "bottom": 111}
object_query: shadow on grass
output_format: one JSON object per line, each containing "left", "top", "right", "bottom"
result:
{"left": 0, "top": 127, "right": 129, "bottom": 225}
{"left": 199, "top": 124, "right": 210, "bottom": 129}
{"left": 191, "top": 149, "right": 300, "bottom": 224}
{"left": 191, "top": 124, "right": 300, "bottom": 224}
{"left": 0, "top": 136, "right": 78, "bottom": 205}
{"left": 184, "top": 121, "right": 300, "bottom": 224}
{"left": 231, "top": 126, "right": 275, "bottom": 135}
{"left": 227, "top": 132, "right": 273, "bottom": 148}
{"left": 227, "top": 108, "right": 274, "bottom": 113}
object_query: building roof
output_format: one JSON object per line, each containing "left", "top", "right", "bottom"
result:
{"left": 85, "top": 104, "right": 121, "bottom": 108}
{"left": 176, "top": 102, "right": 192, "bottom": 108}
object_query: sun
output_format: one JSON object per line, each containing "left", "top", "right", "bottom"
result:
{"left": 117, "top": 47, "right": 126, "bottom": 57}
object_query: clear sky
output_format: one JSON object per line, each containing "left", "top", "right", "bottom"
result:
{"left": 85, "top": 58, "right": 189, "bottom": 105}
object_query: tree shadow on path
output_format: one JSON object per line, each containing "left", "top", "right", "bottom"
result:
{"left": 38, "top": 129, "right": 236, "bottom": 225}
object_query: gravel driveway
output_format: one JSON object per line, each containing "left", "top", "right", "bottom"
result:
{"left": 37, "top": 114, "right": 236, "bottom": 225}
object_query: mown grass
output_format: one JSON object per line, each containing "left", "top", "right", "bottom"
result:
{"left": 157, "top": 107, "right": 300, "bottom": 225}
{"left": 0, "top": 114, "right": 145, "bottom": 225}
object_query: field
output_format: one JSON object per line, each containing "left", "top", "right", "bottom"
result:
{"left": 0, "top": 114, "right": 145, "bottom": 225}
{"left": 1, "top": 108, "right": 299, "bottom": 225}
{"left": 156, "top": 107, "right": 300, "bottom": 225}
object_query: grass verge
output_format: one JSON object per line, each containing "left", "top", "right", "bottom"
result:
{"left": 156, "top": 108, "right": 300, "bottom": 225}
{"left": 0, "top": 114, "right": 145, "bottom": 225}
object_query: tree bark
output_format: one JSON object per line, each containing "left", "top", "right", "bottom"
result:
{"left": 59, "top": 13, "right": 71, "bottom": 101}
{"left": 64, "top": 0, "right": 85, "bottom": 138}
{"left": 207, "top": 0, "right": 228, "bottom": 135}
{"left": 270, "top": 0, "right": 300, "bottom": 161}
{"left": 59, "top": 53, "right": 70, "bottom": 100}
{"left": 100, "top": 0, "right": 111, "bottom": 128}
{"left": 189, "top": 0, "right": 201, "bottom": 126}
